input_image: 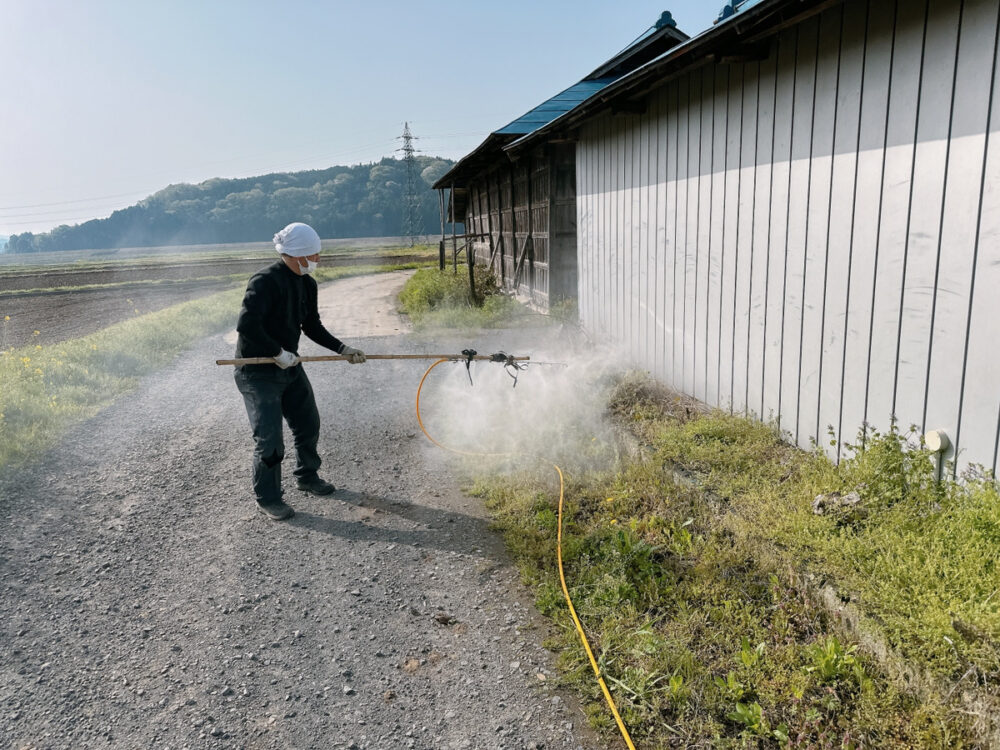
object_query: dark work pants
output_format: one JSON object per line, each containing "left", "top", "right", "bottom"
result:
{"left": 234, "top": 365, "right": 322, "bottom": 503}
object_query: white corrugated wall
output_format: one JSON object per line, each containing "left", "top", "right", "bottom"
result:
{"left": 576, "top": 0, "right": 1000, "bottom": 472}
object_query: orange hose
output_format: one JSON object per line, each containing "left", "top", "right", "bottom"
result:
{"left": 415, "top": 358, "right": 637, "bottom": 750}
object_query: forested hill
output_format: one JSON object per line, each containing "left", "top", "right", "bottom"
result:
{"left": 6, "top": 156, "right": 454, "bottom": 253}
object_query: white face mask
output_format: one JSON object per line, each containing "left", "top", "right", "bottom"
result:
{"left": 300, "top": 258, "right": 318, "bottom": 275}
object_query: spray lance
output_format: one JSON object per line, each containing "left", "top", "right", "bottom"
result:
{"left": 215, "top": 350, "right": 531, "bottom": 386}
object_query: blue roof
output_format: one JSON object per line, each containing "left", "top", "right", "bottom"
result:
{"left": 494, "top": 78, "right": 617, "bottom": 135}
{"left": 715, "top": 0, "right": 767, "bottom": 23}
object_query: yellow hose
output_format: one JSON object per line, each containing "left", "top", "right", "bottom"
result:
{"left": 415, "top": 359, "right": 637, "bottom": 750}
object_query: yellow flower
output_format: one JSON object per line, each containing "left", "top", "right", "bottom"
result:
{"left": 605, "top": 497, "right": 614, "bottom": 503}
{"left": 35, "top": 345, "right": 42, "bottom": 350}
{"left": 34, "top": 368, "right": 43, "bottom": 376}
{"left": 91, "top": 344, "right": 97, "bottom": 350}
{"left": 32, "top": 330, "right": 39, "bottom": 336}
{"left": 3, "top": 315, "right": 9, "bottom": 321}
{"left": 20, "top": 356, "right": 30, "bottom": 365}
{"left": 610, "top": 519, "right": 618, "bottom": 525}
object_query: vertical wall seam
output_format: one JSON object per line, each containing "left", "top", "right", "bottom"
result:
{"left": 645, "top": 97, "right": 650, "bottom": 367}
{"left": 625, "top": 116, "right": 631, "bottom": 350}
{"left": 920, "top": 0, "right": 965, "bottom": 435}
{"left": 597, "top": 125, "right": 601, "bottom": 329}
{"left": 862, "top": 0, "right": 900, "bottom": 439}
{"left": 762, "top": 37, "right": 781, "bottom": 418}
{"left": 608, "top": 121, "right": 613, "bottom": 337}
{"left": 836, "top": 0, "right": 872, "bottom": 461}
{"left": 955, "top": 1, "right": 1000, "bottom": 471}
{"left": 778, "top": 27, "right": 801, "bottom": 426}
{"left": 654, "top": 93, "right": 661, "bottom": 375}
{"left": 607, "top": 119, "right": 612, "bottom": 336}
{"left": 707, "top": 68, "right": 717, "bottom": 400}
{"left": 577, "top": 128, "right": 601, "bottom": 326}
{"left": 732, "top": 65, "right": 747, "bottom": 413}
{"left": 652, "top": 95, "right": 658, "bottom": 365}
{"left": 617, "top": 120, "right": 623, "bottom": 341}
{"left": 719, "top": 65, "right": 732, "bottom": 407}
{"left": 891, "top": 0, "right": 932, "bottom": 417}
{"left": 795, "top": 19, "right": 821, "bottom": 445}
{"left": 745, "top": 62, "right": 761, "bottom": 416}
{"left": 685, "top": 76, "right": 694, "bottom": 391}
{"left": 630, "top": 112, "right": 636, "bottom": 348}
{"left": 694, "top": 70, "right": 704, "bottom": 397}
{"left": 598, "top": 130, "right": 604, "bottom": 331}
{"left": 815, "top": 8, "right": 846, "bottom": 445}
{"left": 673, "top": 83, "right": 681, "bottom": 386}
{"left": 627, "top": 117, "right": 632, "bottom": 343}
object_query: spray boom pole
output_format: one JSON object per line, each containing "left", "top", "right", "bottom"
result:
{"left": 215, "top": 352, "right": 530, "bottom": 366}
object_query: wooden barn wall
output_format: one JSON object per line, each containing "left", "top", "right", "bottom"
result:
{"left": 576, "top": 0, "right": 1000, "bottom": 472}
{"left": 464, "top": 148, "right": 554, "bottom": 307}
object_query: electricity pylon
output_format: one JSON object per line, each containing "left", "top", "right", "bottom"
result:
{"left": 397, "top": 122, "right": 421, "bottom": 247}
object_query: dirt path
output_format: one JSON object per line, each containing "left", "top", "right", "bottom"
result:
{"left": 0, "top": 272, "right": 606, "bottom": 750}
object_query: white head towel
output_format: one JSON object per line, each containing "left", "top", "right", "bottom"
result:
{"left": 273, "top": 222, "right": 321, "bottom": 257}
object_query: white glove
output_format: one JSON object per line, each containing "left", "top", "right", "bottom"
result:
{"left": 341, "top": 345, "right": 366, "bottom": 364}
{"left": 273, "top": 348, "right": 300, "bottom": 369}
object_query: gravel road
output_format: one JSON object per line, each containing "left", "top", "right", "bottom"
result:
{"left": 0, "top": 272, "right": 608, "bottom": 750}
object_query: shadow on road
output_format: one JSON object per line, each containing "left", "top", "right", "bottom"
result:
{"left": 287, "top": 489, "right": 506, "bottom": 560}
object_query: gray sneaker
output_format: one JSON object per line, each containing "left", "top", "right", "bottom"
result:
{"left": 256, "top": 498, "right": 295, "bottom": 520}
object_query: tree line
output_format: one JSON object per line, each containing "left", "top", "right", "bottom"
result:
{"left": 6, "top": 156, "right": 454, "bottom": 253}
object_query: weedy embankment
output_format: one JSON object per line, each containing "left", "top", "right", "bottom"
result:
{"left": 472, "top": 373, "right": 999, "bottom": 748}
{"left": 398, "top": 266, "right": 544, "bottom": 330}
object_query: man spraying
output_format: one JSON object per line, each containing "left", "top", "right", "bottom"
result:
{"left": 233, "top": 222, "right": 366, "bottom": 521}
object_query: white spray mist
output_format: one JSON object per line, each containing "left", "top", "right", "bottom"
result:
{"left": 417, "top": 339, "right": 635, "bottom": 475}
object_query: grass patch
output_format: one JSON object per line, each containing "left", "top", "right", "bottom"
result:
{"left": 656, "top": 414, "right": 1000, "bottom": 680}
{"left": 397, "top": 266, "right": 542, "bottom": 329}
{"left": 470, "top": 373, "right": 994, "bottom": 747}
{"left": 0, "top": 289, "right": 242, "bottom": 469}
{"left": 0, "top": 262, "right": 424, "bottom": 470}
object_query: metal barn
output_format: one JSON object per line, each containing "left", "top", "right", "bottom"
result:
{"left": 434, "top": 14, "right": 688, "bottom": 310}
{"left": 508, "top": 0, "right": 1000, "bottom": 474}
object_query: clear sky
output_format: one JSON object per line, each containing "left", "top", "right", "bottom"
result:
{"left": 1, "top": 0, "right": 721, "bottom": 236}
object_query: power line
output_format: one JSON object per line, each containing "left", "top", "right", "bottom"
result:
{"left": 0, "top": 190, "right": 153, "bottom": 212}
{"left": 2, "top": 214, "right": 108, "bottom": 228}
{"left": 0, "top": 202, "right": 145, "bottom": 219}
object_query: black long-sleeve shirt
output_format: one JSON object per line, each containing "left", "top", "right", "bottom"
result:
{"left": 235, "top": 261, "right": 344, "bottom": 370}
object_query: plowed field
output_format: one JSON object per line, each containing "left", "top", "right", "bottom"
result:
{"left": 0, "top": 254, "right": 429, "bottom": 349}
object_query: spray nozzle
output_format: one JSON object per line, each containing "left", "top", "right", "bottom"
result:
{"left": 490, "top": 350, "right": 526, "bottom": 388}
{"left": 460, "top": 349, "right": 477, "bottom": 385}
{"left": 452, "top": 349, "right": 528, "bottom": 388}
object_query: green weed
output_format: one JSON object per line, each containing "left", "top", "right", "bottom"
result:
{"left": 468, "top": 373, "right": 987, "bottom": 747}
{"left": 398, "top": 266, "right": 543, "bottom": 330}
{"left": 806, "top": 637, "right": 865, "bottom": 685}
